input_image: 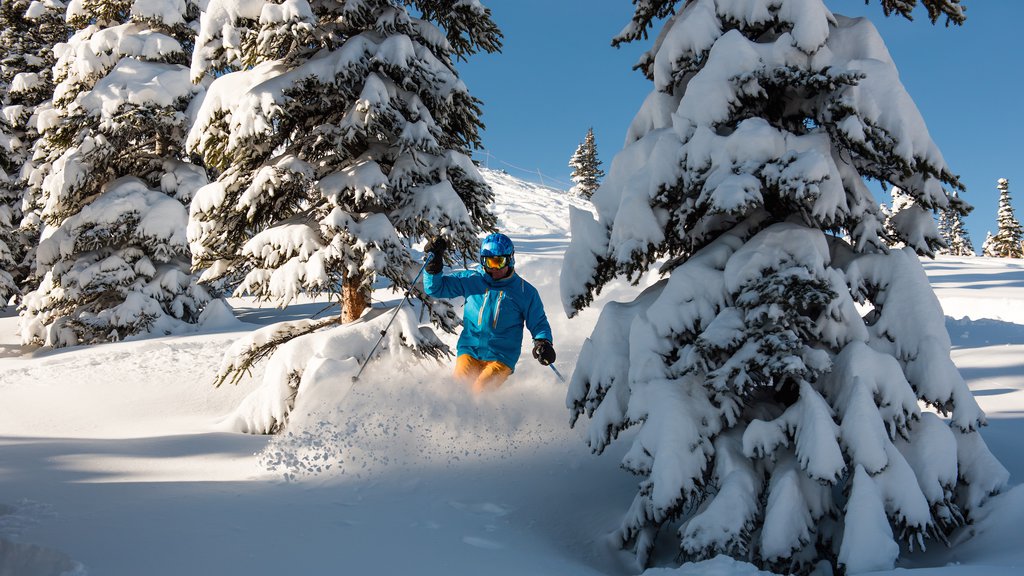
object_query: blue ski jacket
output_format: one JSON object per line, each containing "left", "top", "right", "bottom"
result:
{"left": 424, "top": 268, "right": 553, "bottom": 372}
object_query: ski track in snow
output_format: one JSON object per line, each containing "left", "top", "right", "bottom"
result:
{"left": 0, "top": 500, "right": 85, "bottom": 576}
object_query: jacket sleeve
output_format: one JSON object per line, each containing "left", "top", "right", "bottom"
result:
{"left": 423, "top": 270, "right": 468, "bottom": 299}
{"left": 525, "top": 285, "right": 553, "bottom": 343}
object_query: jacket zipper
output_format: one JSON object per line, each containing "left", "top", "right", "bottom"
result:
{"left": 478, "top": 290, "right": 489, "bottom": 326}
{"left": 492, "top": 291, "right": 504, "bottom": 328}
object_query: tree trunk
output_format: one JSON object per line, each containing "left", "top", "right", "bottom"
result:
{"left": 342, "top": 272, "right": 368, "bottom": 323}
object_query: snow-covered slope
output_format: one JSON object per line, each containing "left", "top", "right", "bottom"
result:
{"left": 1, "top": 171, "right": 1022, "bottom": 576}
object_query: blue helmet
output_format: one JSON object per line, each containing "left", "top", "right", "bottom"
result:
{"left": 480, "top": 232, "right": 515, "bottom": 268}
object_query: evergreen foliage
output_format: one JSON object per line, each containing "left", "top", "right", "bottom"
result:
{"left": 939, "top": 191, "right": 975, "bottom": 256}
{"left": 568, "top": 127, "right": 604, "bottom": 199}
{"left": 981, "top": 230, "right": 995, "bottom": 257}
{"left": 0, "top": 178, "right": 21, "bottom": 304}
{"left": 560, "top": 1, "right": 1005, "bottom": 573}
{"left": 187, "top": 0, "right": 503, "bottom": 331}
{"left": 612, "top": 0, "right": 965, "bottom": 52}
{"left": 986, "top": 178, "right": 1023, "bottom": 258}
{"left": 0, "top": 179, "right": 17, "bottom": 305}
{"left": 936, "top": 202, "right": 951, "bottom": 245}
{"left": 882, "top": 186, "right": 916, "bottom": 247}
{"left": 17, "top": 0, "right": 210, "bottom": 346}
{"left": 0, "top": 0, "right": 69, "bottom": 307}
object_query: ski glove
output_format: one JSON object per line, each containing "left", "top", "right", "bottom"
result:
{"left": 532, "top": 339, "right": 556, "bottom": 366}
{"left": 424, "top": 237, "right": 447, "bottom": 274}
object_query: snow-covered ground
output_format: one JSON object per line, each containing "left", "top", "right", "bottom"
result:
{"left": 1, "top": 171, "right": 1021, "bottom": 576}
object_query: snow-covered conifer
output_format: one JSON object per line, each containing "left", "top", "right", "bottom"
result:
{"left": 561, "top": 1, "right": 1006, "bottom": 572}
{"left": 18, "top": 0, "right": 210, "bottom": 346}
{"left": 945, "top": 212, "right": 975, "bottom": 256}
{"left": 0, "top": 0, "right": 69, "bottom": 307}
{"left": 187, "top": 0, "right": 502, "bottom": 430}
{"left": 0, "top": 169, "right": 17, "bottom": 304}
{"left": 187, "top": 0, "right": 502, "bottom": 327}
{"left": 568, "top": 127, "right": 604, "bottom": 199}
{"left": 940, "top": 192, "right": 975, "bottom": 256}
{"left": 981, "top": 230, "right": 995, "bottom": 257}
{"left": 986, "top": 178, "right": 1023, "bottom": 258}
{"left": 936, "top": 200, "right": 951, "bottom": 247}
{"left": 937, "top": 205, "right": 950, "bottom": 232}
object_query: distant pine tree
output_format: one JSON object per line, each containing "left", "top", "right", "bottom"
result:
{"left": 987, "top": 178, "right": 1023, "bottom": 258}
{"left": 568, "top": 127, "right": 604, "bottom": 199}
{"left": 187, "top": 0, "right": 502, "bottom": 328}
{"left": 945, "top": 212, "right": 976, "bottom": 256}
{"left": 981, "top": 230, "right": 996, "bottom": 257}
{"left": 941, "top": 192, "right": 975, "bottom": 256}
{"left": 18, "top": 0, "right": 210, "bottom": 346}
{"left": 0, "top": 0, "right": 69, "bottom": 307}
{"left": 936, "top": 203, "right": 951, "bottom": 248}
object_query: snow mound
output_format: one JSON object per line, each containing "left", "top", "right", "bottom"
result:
{"left": 197, "top": 298, "right": 245, "bottom": 331}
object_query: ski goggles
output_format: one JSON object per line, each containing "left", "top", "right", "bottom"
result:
{"left": 482, "top": 255, "right": 510, "bottom": 269}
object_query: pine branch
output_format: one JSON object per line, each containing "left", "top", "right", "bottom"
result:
{"left": 875, "top": 0, "right": 966, "bottom": 26}
{"left": 213, "top": 314, "right": 343, "bottom": 388}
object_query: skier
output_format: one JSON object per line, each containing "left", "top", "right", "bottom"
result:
{"left": 423, "top": 233, "right": 555, "bottom": 393}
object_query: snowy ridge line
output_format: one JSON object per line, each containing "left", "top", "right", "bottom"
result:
{"left": 475, "top": 150, "right": 573, "bottom": 189}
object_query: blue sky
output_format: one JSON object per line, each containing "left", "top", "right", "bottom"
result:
{"left": 459, "top": 0, "right": 1024, "bottom": 247}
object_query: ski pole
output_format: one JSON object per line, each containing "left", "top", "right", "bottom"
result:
{"left": 549, "top": 364, "right": 566, "bottom": 383}
{"left": 352, "top": 253, "right": 433, "bottom": 383}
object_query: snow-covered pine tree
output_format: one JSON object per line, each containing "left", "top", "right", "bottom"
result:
{"left": 987, "top": 178, "right": 1023, "bottom": 258}
{"left": 569, "top": 126, "right": 605, "bottom": 199}
{"left": 17, "top": 0, "right": 210, "bottom": 346}
{"left": 187, "top": 0, "right": 501, "bottom": 327}
{"left": 945, "top": 212, "right": 975, "bottom": 256}
{"left": 981, "top": 230, "right": 994, "bottom": 256}
{"left": 561, "top": 1, "right": 1007, "bottom": 573}
{"left": 0, "top": 0, "right": 69, "bottom": 307}
{"left": 936, "top": 201, "right": 951, "bottom": 249}
{"left": 940, "top": 192, "right": 975, "bottom": 256}
{"left": 187, "top": 0, "right": 502, "bottom": 432}
{"left": 0, "top": 177, "right": 16, "bottom": 306}
{"left": 0, "top": 162, "right": 17, "bottom": 305}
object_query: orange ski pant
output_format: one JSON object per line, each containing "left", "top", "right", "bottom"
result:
{"left": 453, "top": 354, "right": 512, "bottom": 393}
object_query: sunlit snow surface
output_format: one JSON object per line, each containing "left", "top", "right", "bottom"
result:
{"left": 1, "top": 171, "right": 1022, "bottom": 576}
